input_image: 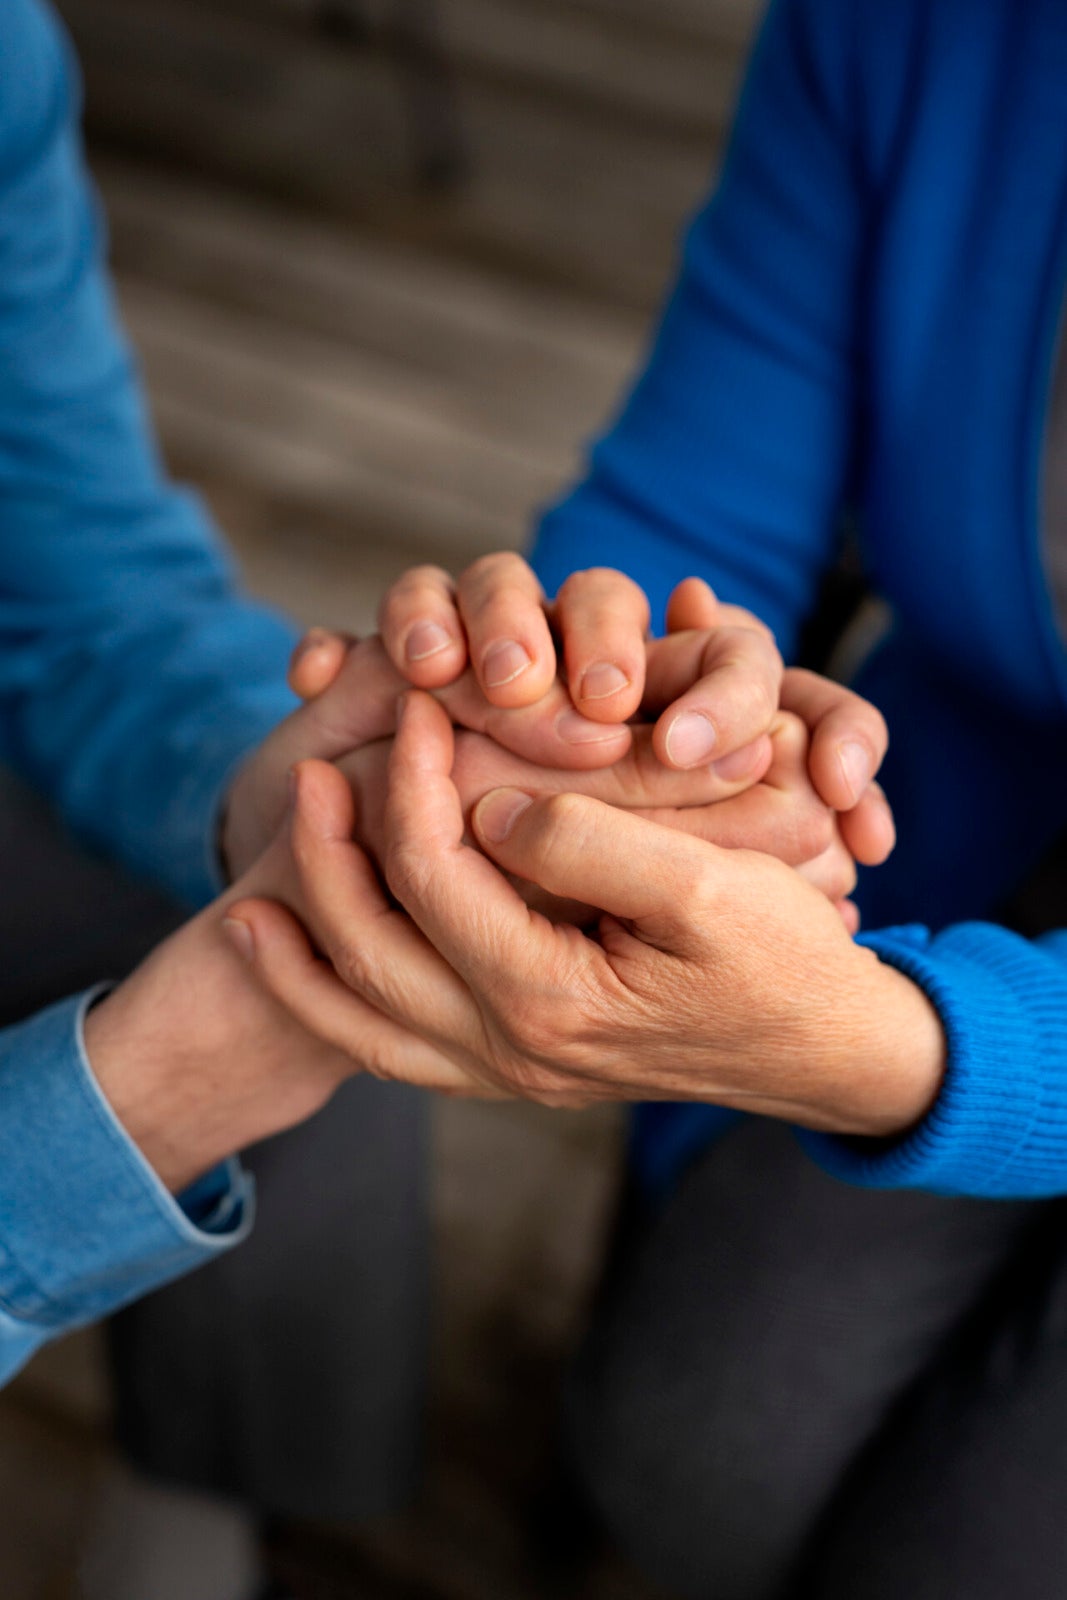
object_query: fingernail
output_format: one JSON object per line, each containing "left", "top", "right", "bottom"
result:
{"left": 579, "top": 661, "right": 630, "bottom": 701}
{"left": 839, "top": 741, "right": 871, "bottom": 804}
{"left": 665, "top": 711, "right": 717, "bottom": 766}
{"left": 713, "top": 737, "right": 766, "bottom": 783}
{"left": 483, "top": 639, "right": 532, "bottom": 688}
{"left": 293, "top": 626, "right": 329, "bottom": 661}
{"left": 222, "top": 917, "right": 255, "bottom": 962}
{"left": 476, "top": 787, "right": 533, "bottom": 843}
{"left": 405, "top": 621, "right": 453, "bottom": 662}
{"left": 556, "top": 708, "right": 627, "bottom": 745}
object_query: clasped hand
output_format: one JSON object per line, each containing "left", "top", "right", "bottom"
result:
{"left": 219, "top": 559, "right": 942, "bottom": 1138}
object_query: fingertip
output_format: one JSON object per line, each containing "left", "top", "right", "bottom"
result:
{"left": 664, "top": 576, "right": 718, "bottom": 633}
{"left": 472, "top": 787, "right": 534, "bottom": 846}
{"left": 840, "top": 784, "right": 896, "bottom": 866}
{"left": 837, "top": 739, "right": 875, "bottom": 808}
{"left": 221, "top": 914, "right": 255, "bottom": 962}
{"left": 711, "top": 734, "right": 773, "bottom": 785}
{"left": 576, "top": 660, "right": 631, "bottom": 704}
{"left": 477, "top": 640, "right": 556, "bottom": 708}
{"left": 399, "top": 620, "right": 466, "bottom": 687}
{"left": 659, "top": 709, "right": 719, "bottom": 769}
{"left": 287, "top": 628, "right": 349, "bottom": 700}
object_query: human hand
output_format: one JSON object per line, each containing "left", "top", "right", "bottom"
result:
{"left": 338, "top": 707, "right": 854, "bottom": 927}
{"left": 305, "top": 557, "right": 893, "bottom": 859}
{"left": 369, "top": 555, "right": 786, "bottom": 772}
{"left": 665, "top": 578, "right": 894, "bottom": 866}
{"left": 223, "top": 694, "right": 942, "bottom": 1132}
{"left": 85, "top": 802, "right": 486, "bottom": 1194}
{"left": 222, "top": 630, "right": 635, "bottom": 883}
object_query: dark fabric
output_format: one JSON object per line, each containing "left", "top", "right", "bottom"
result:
{"left": 569, "top": 1119, "right": 1055, "bottom": 1600}
{"left": 0, "top": 769, "right": 429, "bottom": 1520}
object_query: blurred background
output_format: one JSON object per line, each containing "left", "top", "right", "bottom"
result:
{"left": 0, "top": 1, "right": 762, "bottom": 1593}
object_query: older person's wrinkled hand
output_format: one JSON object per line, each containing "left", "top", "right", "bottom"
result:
{"left": 222, "top": 694, "right": 940, "bottom": 1131}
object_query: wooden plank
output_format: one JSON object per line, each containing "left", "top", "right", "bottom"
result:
{"left": 97, "top": 158, "right": 644, "bottom": 460}
{"left": 58, "top": 0, "right": 739, "bottom": 307}
{"left": 166, "top": 0, "right": 754, "bottom": 134}
{"left": 116, "top": 271, "right": 599, "bottom": 564}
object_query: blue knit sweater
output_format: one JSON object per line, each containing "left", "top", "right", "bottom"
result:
{"left": 532, "top": 0, "right": 1067, "bottom": 1198}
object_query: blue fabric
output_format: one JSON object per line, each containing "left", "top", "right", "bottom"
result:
{"left": 0, "top": 990, "right": 254, "bottom": 1383}
{"left": 0, "top": 0, "right": 298, "bottom": 1377}
{"left": 0, "top": 0, "right": 298, "bottom": 908}
{"left": 531, "top": 0, "right": 1067, "bottom": 1198}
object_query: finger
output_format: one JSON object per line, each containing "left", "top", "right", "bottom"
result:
{"left": 551, "top": 567, "right": 649, "bottom": 722}
{"left": 377, "top": 564, "right": 467, "bottom": 688}
{"left": 456, "top": 553, "right": 557, "bottom": 708}
{"left": 287, "top": 757, "right": 480, "bottom": 1046}
{"left": 838, "top": 781, "right": 896, "bottom": 866}
{"left": 288, "top": 627, "right": 355, "bottom": 701}
{"left": 779, "top": 667, "right": 889, "bottom": 810}
{"left": 644, "top": 626, "right": 783, "bottom": 768}
{"left": 377, "top": 692, "right": 642, "bottom": 1011}
{"left": 664, "top": 578, "right": 776, "bottom": 643}
{"left": 795, "top": 835, "right": 858, "bottom": 903}
{"left": 449, "top": 723, "right": 777, "bottom": 824}
{"left": 222, "top": 900, "right": 491, "bottom": 1096}
{"left": 471, "top": 782, "right": 716, "bottom": 940}
{"left": 837, "top": 899, "right": 861, "bottom": 936}
{"left": 436, "top": 669, "right": 633, "bottom": 770}
{"left": 664, "top": 576, "right": 720, "bottom": 633}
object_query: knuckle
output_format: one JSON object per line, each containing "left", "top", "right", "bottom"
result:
{"left": 463, "top": 551, "right": 531, "bottom": 600}
{"left": 331, "top": 932, "right": 374, "bottom": 995}
{"left": 383, "top": 836, "right": 433, "bottom": 906}
{"left": 378, "top": 565, "right": 453, "bottom": 621}
{"left": 794, "top": 798, "right": 835, "bottom": 862}
{"left": 686, "top": 857, "right": 721, "bottom": 922}
{"left": 770, "top": 709, "right": 810, "bottom": 767}
{"left": 536, "top": 791, "right": 589, "bottom": 862}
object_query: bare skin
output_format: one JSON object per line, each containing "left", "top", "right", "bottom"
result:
{"left": 223, "top": 693, "right": 944, "bottom": 1136}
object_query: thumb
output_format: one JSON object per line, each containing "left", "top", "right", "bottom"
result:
{"left": 471, "top": 785, "right": 716, "bottom": 942}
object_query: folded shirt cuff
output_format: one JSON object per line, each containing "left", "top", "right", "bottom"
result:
{"left": 0, "top": 987, "right": 254, "bottom": 1333}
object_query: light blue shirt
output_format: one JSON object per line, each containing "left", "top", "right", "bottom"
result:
{"left": 0, "top": 0, "right": 300, "bottom": 1380}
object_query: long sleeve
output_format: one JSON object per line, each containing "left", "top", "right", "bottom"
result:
{"left": 527, "top": 0, "right": 1067, "bottom": 1203}
{"left": 0, "top": 0, "right": 297, "bottom": 908}
{"left": 797, "top": 924, "right": 1067, "bottom": 1199}
{"left": 529, "top": 0, "right": 879, "bottom": 651}
{"left": 0, "top": 988, "right": 253, "bottom": 1384}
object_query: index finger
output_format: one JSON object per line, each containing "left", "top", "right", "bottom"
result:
{"left": 455, "top": 553, "right": 557, "bottom": 708}
{"left": 779, "top": 668, "right": 889, "bottom": 810}
{"left": 550, "top": 567, "right": 650, "bottom": 723}
{"left": 644, "top": 625, "right": 784, "bottom": 769}
{"left": 378, "top": 564, "right": 467, "bottom": 688}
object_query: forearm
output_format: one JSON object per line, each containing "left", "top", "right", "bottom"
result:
{"left": 0, "top": 0, "right": 298, "bottom": 904}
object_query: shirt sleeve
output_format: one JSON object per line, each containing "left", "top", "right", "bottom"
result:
{"left": 0, "top": 986, "right": 254, "bottom": 1384}
{"left": 0, "top": 0, "right": 298, "bottom": 908}
{"left": 528, "top": 0, "right": 877, "bottom": 652}
{"left": 796, "top": 924, "right": 1067, "bottom": 1199}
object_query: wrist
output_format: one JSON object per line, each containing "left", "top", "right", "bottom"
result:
{"left": 818, "top": 947, "right": 947, "bottom": 1139}
{"left": 82, "top": 909, "right": 341, "bottom": 1193}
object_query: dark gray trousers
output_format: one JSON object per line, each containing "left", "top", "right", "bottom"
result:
{"left": 0, "top": 771, "right": 429, "bottom": 1522}
{"left": 570, "top": 1118, "right": 1066, "bottom": 1600}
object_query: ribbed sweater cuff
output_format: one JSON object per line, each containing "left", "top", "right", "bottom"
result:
{"left": 799, "top": 923, "right": 1062, "bottom": 1197}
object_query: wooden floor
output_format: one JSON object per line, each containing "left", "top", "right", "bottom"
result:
{"left": 0, "top": 3, "right": 759, "bottom": 1593}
